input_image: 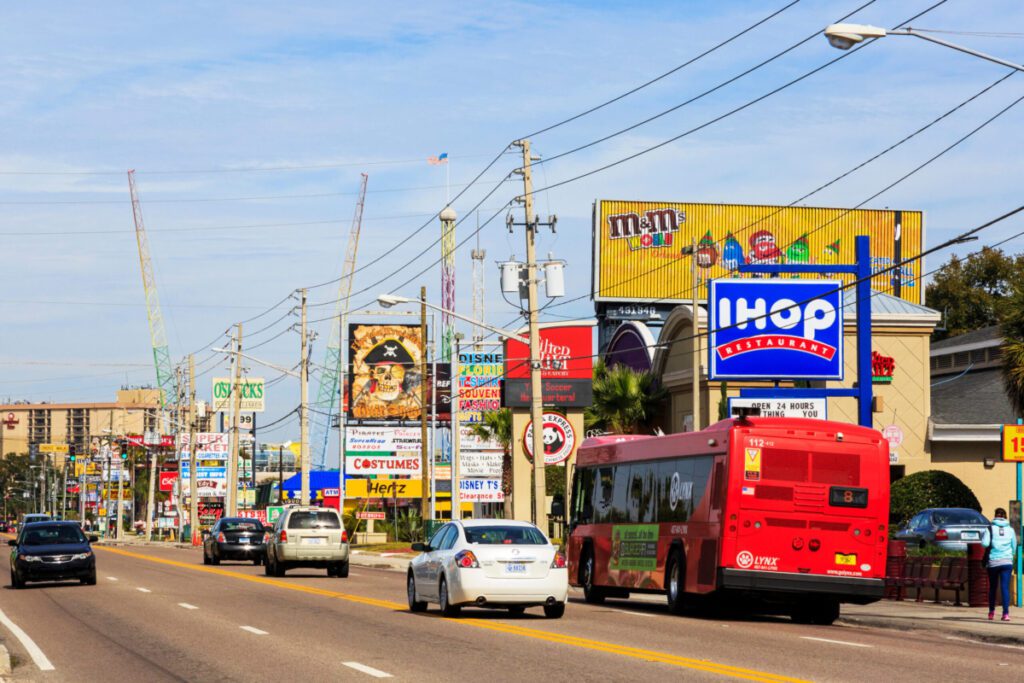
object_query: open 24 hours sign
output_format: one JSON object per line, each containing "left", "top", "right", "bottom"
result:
{"left": 708, "top": 279, "right": 844, "bottom": 381}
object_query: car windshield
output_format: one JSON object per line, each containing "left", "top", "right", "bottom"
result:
{"left": 220, "top": 520, "right": 263, "bottom": 532}
{"left": 22, "top": 525, "right": 86, "bottom": 546}
{"left": 288, "top": 511, "right": 340, "bottom": 529}
{"left": 932, "top": 510, "right": 987, "bottom": 526}
{"left": 464, "top": 526, "right": 547, "bottom": 545}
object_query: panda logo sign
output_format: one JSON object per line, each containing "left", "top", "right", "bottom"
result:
{"left": 523, "top": 412, "right": 577, "bottom": 465}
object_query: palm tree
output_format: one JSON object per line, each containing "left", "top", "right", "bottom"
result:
{"left": 1001, "top": 337, "right": 1024, "bottom": 417}
{"left": 586, "top": 362, "right": 667, "bottom": 435}
{"left": 468, "top": 408, "right": 513, "bottom": 501}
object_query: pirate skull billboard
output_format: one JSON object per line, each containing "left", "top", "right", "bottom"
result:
{"left": 348, "top": 324, "right": 424, "bottom": 420}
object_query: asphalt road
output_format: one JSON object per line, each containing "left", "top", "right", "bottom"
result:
{"left": 1, "top": 541, "right": 1022, "bottom": 682}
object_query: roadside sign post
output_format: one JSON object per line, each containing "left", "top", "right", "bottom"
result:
{"left": 1004, "top": 419, "right": 1024, "bottom": 607}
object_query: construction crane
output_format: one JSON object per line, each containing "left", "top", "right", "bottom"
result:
{"left": 311, "top": 173, "right": 368, "bottom": 469}
{"left": 128, "top": 170, "right": 177, "bottom": 409}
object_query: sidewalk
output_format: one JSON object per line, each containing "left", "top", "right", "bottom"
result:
{"left": 349, "top": 549, "right": 414, "bottom": 571}
{"left": 839, "top": 600, "right": 1024, "bottom": 646}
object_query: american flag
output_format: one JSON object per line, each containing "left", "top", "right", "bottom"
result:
{"left": 427, "top": 152, "right": 449, "bottom": 165}
{"left": 741, "top": 486, "right": 755, "bottom": 495}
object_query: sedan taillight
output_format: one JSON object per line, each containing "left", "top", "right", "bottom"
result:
{"left": 551, "top": 551, "right": 567, "bottom": 569}
{"left": 935, "top": 529, "right": 948, "bottom": 540}
{"left": 454, "top": 550, "right": 479, "bottom": 568}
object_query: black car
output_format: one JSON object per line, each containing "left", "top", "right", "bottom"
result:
{"left": 9, "top": 521, "right": 98, "bottom": 588}
{"left": 203, "top": 517, "right": 268, "bottom": 566}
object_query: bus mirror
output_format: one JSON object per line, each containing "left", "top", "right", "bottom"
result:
{"left": 550, "top": 494, "right": 565, "bottom": 519}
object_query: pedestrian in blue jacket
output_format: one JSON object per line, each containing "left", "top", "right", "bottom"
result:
{"left": 981, "top": 507, "right": 1019, "bottom": 621}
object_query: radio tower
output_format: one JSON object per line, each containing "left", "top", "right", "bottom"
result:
{"left": 311, "top": 173, "right": 368, "bottom": 470}
{"left": 128, "top": 170, "right": 176, "bottom": 408}
{"left": 471, "top": 213, "right": 486, "bottom": 350}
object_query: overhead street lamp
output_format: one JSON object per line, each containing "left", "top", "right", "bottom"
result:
{"left": 823, "top": 23, "right": 1024, "bottom": 72}
{"left": 377, "top": 294, "right": 529, "bottom": 345}
{"left": 824, "top": 19, "right": 1024, "bottom": 607}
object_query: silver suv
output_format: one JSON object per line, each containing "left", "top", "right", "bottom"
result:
{"left": 264, "top": 506, "right": 350, "bottom": 578}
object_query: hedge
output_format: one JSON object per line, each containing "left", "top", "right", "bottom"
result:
{"left": 889, "top": 470, "right": 981, "bottom": 525}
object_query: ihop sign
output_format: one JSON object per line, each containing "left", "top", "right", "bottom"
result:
{"left": 709, "top": 279, "right": 844, "bottom": 380}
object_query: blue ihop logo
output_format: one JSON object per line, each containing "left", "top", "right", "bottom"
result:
{"left": 708, "top": 279, "right": 844, "bottom": 380}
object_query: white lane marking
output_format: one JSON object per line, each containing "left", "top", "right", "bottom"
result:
{"left": 604, "top": 608, "right": 657, "bottom": 618}
{"left": 800, "top": 636, "right": 872, "bottom": 648}
{"left": 106, "top": 576, "right": 118, "bottom": 581}
{"left": 178, "top": 603, "right": 199, "bottom": 610}
{"left": 0, "top": 607, "right": 55, "bottom": 671}
{"left": 343, "top": 662, "right": 393, "bottom": 678}
{"left": 240, "top": 626, "right": 268, "bottom": 636}
{"left": 136, "top": 587, "right": 151, "bottom": 593}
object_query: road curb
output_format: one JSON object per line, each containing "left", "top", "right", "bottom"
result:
{"left": 349, "top": 552, "right": 409, "bottom": 572}
{"left": 838, "top": 614, "right": 1024, "bottom": 647}
{"left": 0, "top": 643, "right": 11, "bottom": 675}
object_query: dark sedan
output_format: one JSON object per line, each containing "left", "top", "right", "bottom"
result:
{"left": 9, "top": 521, "right": 98, "bottom": 588}
{"left": 203, "top": 517, "right": 268, "bottom": 565}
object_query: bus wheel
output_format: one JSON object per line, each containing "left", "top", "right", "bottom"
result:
{"left": 581, "top": 548, "right": 606, "bottom": 604}
{"left": 666, "top": 550, "right": 686, "bottom": 615}
{"left": 792, "top": 599, "right": 839, "bottom": 626}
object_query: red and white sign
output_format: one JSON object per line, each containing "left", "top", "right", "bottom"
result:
{"left": 882, "top": 425, "right": 904, "bottom": 449}
{"left": 459, "top": 478, "right": 504, "bottom": 502}
{"left": 523, "top": 412, "right": 577, "bottom": 465}
{"left": 158, "top": 471, "right": 178, "bottom": 492}
{"left": 345, "top": 454, "right": 422, "bottom": 476}
{"left": 3, "top": 412, "right": 18, "bottom": 430}
{"left": 504, "top": 324, "right": 593, "bottom": 380}
{"left": 237, "top": 510, "right": 268, "bottom": 524}
{"left": 127, "top": 434, "right": 176, "bottom": 448}
{"left": 356, "top": 511, "right": 386, "bottom": 520}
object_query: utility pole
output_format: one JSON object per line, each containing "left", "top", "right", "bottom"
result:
{"left": 419, "top": 286, "right": 429, "bottom": 523}
{"left": 116, "top": 408, "right": 125, "bottom": 540}
{"left": 227, "top": 324, "right": 244, "bottom": 516}
{"left": 188, "top": 355, "right": 200, "bottom": 544}
{"left": 512, "top": 138, "right": 548, "bottom": 532}
{"left": 691, "top": 236, "right": 701, "bottom": 432}
{"left": 300, "top": 288, "right": 310, "bottom": 506}
{"left": 451, "top": 333, "right": 463, "bottom": 520}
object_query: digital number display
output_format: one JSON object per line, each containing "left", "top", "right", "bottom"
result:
{"left": 829, "top": 486, "right": 868, "bottom": 508}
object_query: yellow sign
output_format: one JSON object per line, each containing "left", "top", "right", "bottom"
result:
{"left": 744, "top": 448, "right": 762, "bottom": 482}
{"left": 345, "top": 478, "right": 423, "bottom": 498}
{"left": 40, "top": 443, "right": 69, "bottom": 454}
{"left": 594, "top": 200, "right": 923, "bottom": 304}
{"left": 835, "top": 553, "right": 857, "bottom": 566}
{"left": 1004, "top": 425, "right": 1024, "bottom": 462}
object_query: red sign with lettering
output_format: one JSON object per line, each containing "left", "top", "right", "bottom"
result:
{"left": 504, "top": 325, "right": 593, "bottom": 380}
{"left": 159, "top": 471, "right": 178, "bottom": 492}
{"left": 872, "top": 351, "right": 895, "bottom": 382}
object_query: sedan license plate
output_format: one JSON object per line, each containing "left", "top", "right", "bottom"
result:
{"left": 304, "top": 537, "right": 326, "bottom": 545}
{"left": 835, "top": 553, "right": 857, "bottom": 566}
{"left": 237, "top": 537, "right": 251, "bottom": 544}
{"left": 961, "top": 532, "right": 979, "bottom": 541}
{"left": 505, "top": 562, "right": 527, "bottom": 574}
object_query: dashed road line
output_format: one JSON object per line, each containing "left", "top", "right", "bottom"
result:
{"left": 799, "top": 636, "right": 871, "bottom": 648}
{"left": 106, "top": 576, "right": 118, "bottom": 581}
{"left": 240, "top": 626, "right": 268, "bottom": 636}
{"left": 343, "top": 662, "right": 393, "bottom": 678}
{"left": 178, "top": 603, "right": 199, "bottom": 610}
{"left": 0, "top": 607, "right": 55, "bottom": 671}
{"left": 136, "top": 587, "right": 151, "bottom": 593}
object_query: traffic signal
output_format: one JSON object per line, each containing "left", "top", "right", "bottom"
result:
{"left": 119, "top": 441, "right": 128, "bottom": 459}
{"left": 69, "top": 444, "right": 77, "bottom": 462}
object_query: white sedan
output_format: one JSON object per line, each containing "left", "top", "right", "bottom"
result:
{"left": 407, "top": 519, "right": 569, "bottom": 618}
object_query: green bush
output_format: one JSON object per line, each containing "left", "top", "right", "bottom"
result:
{"left": 889, "top": 470, "right": 981, "bottom": 525}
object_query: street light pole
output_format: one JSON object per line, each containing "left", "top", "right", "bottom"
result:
{"left": 419, "top": 286, "right": 430, "bottom": 524}
{"left": 300, "top": 289, "right": 310, "bottom": 506}
{"left": 824, "top": 24, "right": 1024, "bottom": 72}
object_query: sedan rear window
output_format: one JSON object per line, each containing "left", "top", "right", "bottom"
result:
{"left": 932, "top": 510, "right": 987, "bottom": 525}
{"left": 464, "top": 526, "right": 547, "bottom": 545}
{"left": 221, "top": 520, "right": 264, "bottom": 532}
{"left": 288, "top": 511, "right": 341, "bottom": 529}
{"left": 22, "top": 525, "right": 86, "bottom": 545}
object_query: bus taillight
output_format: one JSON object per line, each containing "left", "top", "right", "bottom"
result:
{"left": 792, "top": 537, "right": 804, "bottom": 550}
{"left": 809, "top": 539, "right": 821, "bottom": 552}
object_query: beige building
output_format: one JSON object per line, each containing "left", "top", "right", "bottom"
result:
{"left": 0, "top": 389, "right": 163, "bottom": 464}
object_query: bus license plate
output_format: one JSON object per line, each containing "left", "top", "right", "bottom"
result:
{"left": 505, "top": 562, "right": 527, "bottom": 574}
{"left": 835, "top": 553, "right": 857, "bottom": 566}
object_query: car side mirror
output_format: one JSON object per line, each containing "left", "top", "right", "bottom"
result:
{"left": 88, "top": 535, "right": 99, "bottom": 543}
{"left": 411, "top": 542, "right": 428, "bottom": 552}
{"left": 7, "top": 539, "right": 16, "bottom": 546}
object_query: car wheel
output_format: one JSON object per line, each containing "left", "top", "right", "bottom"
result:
{"left": 336, "top": 561, "right": 349, "bottom": 578}
{"left": 666, "top": 549, "right": 686, "bottom": 615}
{"left": 263, "top": 554, "right": 273, "bottom": 576}
{"left": 10, "top": 567, "right": 23, "bottom": 589}
{"left": 327, "top": 563, "right": 338, "bottom": 577}
{"left": 581, "top": 547, "right": 605, "bottom": 604}
{"left": 543, "top": 602, "right": 566, "bottom": 619}
{"left": 203, "top": 550, "right": 211, "bottom": 565}
{"left": 82, "top": 571, "right": 97, "bottom": 586}
{"left": 252, "top": 556, "right": 262, "bottom": 566}
{"left": 210, "top": 552, "right": 220, "bottom": 566}
{"left": 407, "top": 573, "right": 427, "bottom": 612}
{"left": 273, "top": 557, "right": 286, "bottom": 577}
{"left": 507, "top": 606, "right": 526, "bottom": 617}
{"left": 439, "top": 577, "right": 461, "bottom": 617}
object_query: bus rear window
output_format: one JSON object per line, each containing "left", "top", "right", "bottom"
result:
{"left": 812, "top": 451, "right": 860, "bottom": 486}
{"left": 761, "top": 449, "right": 808, "bottom": 482}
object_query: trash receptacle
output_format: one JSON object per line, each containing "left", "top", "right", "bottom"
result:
{"left": 968, "top": 542, "right": 989, "bottom": 607}
{"left": 886, "top": 540, "right": 907, "bottom": 600}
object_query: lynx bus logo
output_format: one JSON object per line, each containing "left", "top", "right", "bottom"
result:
{"left": 709, "top": 279, "right": 844, "bottom": 380}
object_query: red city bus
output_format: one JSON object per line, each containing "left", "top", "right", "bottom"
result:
{"left": 567, "top": 416, "right": 889, "bottom": 624}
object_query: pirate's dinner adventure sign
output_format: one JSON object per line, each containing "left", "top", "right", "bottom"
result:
{"left": 349, "top": 324, "right": 425, "bottom": 421}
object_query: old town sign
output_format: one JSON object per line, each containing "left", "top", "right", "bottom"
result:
{"left": 709, "top": 279, "right": 844, "bottom": 381}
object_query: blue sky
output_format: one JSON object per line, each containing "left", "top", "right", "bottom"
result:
{"left": 2, "top": 1, "right": 1023, "bottom": 457}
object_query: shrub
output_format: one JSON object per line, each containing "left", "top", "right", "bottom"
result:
{"left": 889, "top": 470, "right": 981, "bottom": 525}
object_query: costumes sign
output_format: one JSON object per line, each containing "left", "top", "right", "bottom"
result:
{"left": 708, "top": 279, "right": 844, "bottom": 380}
{"left": 344, "top": 454, "right": 422, "bottom": 476}
{"left": 348, "top": 325, "right": 425, "bottom": 420}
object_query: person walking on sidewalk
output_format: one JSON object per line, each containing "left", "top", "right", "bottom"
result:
{"left": 982, "top": 507, "right": 1019, "bottom": 622}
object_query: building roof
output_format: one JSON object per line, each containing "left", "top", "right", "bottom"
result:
{"left": 931, "top": 325, "right": 1004, "bottom": 351}
{"left": 931, "top": 367, "right": 1017, "bottom": 425}
{"left": 840, "top": 288, "right": 941, "bottom": 321}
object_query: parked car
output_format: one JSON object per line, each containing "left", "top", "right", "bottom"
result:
{"left": 19, "top": 513, "right": 51, "bottom": 526}
{"left": 407, "top": 519, "right": 569, "bottom": 618}
{"left": 264, "top": 506, "right": 349, "bottom": 578}
{"left": 8, "top": 521, "right": 98, "bottom": 588}
{"left": 894, "top": 508, "right": 991, "bottom": 551}
{"left": 203, "top": 517, "right": 268, "bottom": 566}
